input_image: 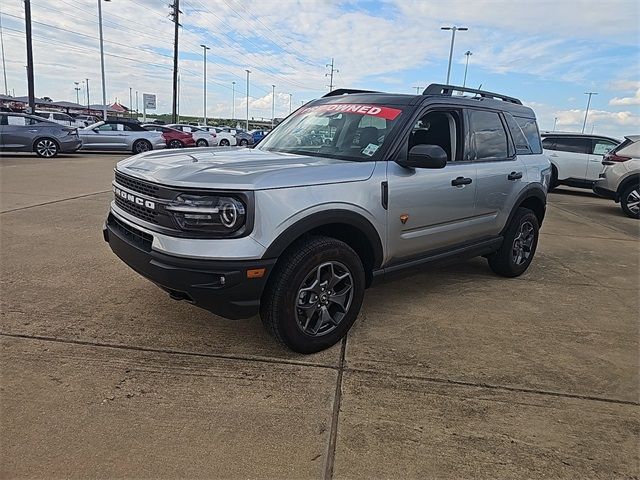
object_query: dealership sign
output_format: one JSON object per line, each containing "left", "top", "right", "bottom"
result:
{"left": 143, "top": 93, "right": 156, "bottom": 110}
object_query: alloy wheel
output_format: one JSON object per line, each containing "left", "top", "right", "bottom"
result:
{"left": 295, "top": 261, "right": 354, "bottom": 337}
{"left": 512, "top": 221, "right": 535, "bottom": 266}
{"left": 36, "top": 139, "right": 57, "bottom": 157}
{"left": 625, "top": 188, "right": 640, "bottom": 215}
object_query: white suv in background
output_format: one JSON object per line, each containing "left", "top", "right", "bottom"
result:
{"left": 198, "top": 126, "right": 237, "bottom": 146}
{"left": 593, "top": 135, "right": 640, "bottom": 219}
{"left": 541, "top": 132, "right": 620, "bottom": 190}
{"left": 34, "top": 111, "right": 85, "bottom": 128}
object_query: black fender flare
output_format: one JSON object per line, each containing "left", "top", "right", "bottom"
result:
{"left": 501, "top": 184, "right": 547, "bottom": 234}
{"left": 262, "top": 209, "right": 384, "bottom": 268}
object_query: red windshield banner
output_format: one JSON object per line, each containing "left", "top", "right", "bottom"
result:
{"left": 299, "top": 104, "right": 402, "bottom": 121}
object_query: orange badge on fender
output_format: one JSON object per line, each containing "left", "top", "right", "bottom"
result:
{"left": 400, "top": 214, "right": 409, "bottom": 224}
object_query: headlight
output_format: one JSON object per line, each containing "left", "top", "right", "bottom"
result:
{"left": 166, "top": 194, "right": 246, "bottom": 233}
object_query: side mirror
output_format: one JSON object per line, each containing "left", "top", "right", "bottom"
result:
{"left": 398, "top": 144, "right": 447, "bottom": 169}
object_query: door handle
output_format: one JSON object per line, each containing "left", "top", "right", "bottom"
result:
{"left": 451, "top": 176, "right": 472, "bottom": 187}
{"left": 508, "top": 171, "right": 523, "bottom": 181}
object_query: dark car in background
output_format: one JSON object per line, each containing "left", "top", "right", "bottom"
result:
{"left": 143, "top": 124, "right": 196, "bottom": 148}
{"left": 0, "top": 112, "right": 82, "bottom": 158}
{"left": 221, "top": 127, "right": 254, "bottom": 146}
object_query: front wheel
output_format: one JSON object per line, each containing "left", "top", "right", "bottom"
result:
{"left": 260, "top": 236, "right": 365, "bottom": 353}
{"left": 620, "top": 184, "right": 640, "bottom": 219}
{"left": 168, "top": 139, "right": 184, "bottom": 149}
{"left": 219, "top": 139, "right": 230, "bottom": 146}
{"left": 239, "top": 139, "right": 248, "bottom": 146}
{"left": 132, "top": 139, "right": 152, "bottom": 154}
{"left": 196, "top": 139, "right": 208, "bottom": 147}
{"left": 34, "top": 138, "right": 59, "bottom": 158}
{"left": 488, "top": 207, "right": 539, "bottom": 277}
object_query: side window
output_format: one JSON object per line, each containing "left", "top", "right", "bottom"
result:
{"left": 123, "top": 124, "right": 133, "bottom": 131}
{"left": 409, "top": 110, "right": 460, "bottom": 162}
{"left": 542, "top": 138, "right": 555, "bottom": 150}
{"left": 25, "top": 117, "right": 43, "bottom": 125}
{"left": 0, "top": 115, "right": 7, "bottom": 125}
{"left": 53, "top": 113, "right": 69, "bottom": 121}
{"left": 592, "top": 139, "right": 617, "bottom": 156}
{"left": 6, "top": 116, "right": 27, "bottom": 126}
{"left": 514, "top": 117, "right": 542, "bottom": 154}
{"left": 97, "top": 123, "right": 115, "bottom": 131}
{"left": 554, "top": 137, "right": 590, "bottom": 154}
{"left": 466, "top": 110, "right": 508, "bottom": 161}
{"left": 504, "top": 113, "right": 531, "bottom": 155}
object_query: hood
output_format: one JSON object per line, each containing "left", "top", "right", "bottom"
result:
{"left": 115, "top": 148, "right": 376, "bottom": 190}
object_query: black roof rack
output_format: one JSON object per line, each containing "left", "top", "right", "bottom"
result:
{"left": 423, "top": 84, "right": 522, "bottom": 105}
{"left": 323, "top": 88, "right": 380, "bottom": 97}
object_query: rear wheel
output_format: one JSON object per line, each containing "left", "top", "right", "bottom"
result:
{"left": 219, "top": 139, "right": 230, "bottom": 146}
{"left": 488, "top": 208, "right": 539, "bottom": 277}
{"left": 239, "top": 139, "right": 248, "bottom": 146}
{"left": 132, "top": 139, "right": 152, "bottom": 154}
{"left": 196, "top": 139, "right": 208, "bottom": 147}
{"left": 168, "top": 139, "right": 184, "bottom": 149}
{"left": 34, "top": 138, "right": 59, "bottom": 158}
{"left": 260, "top": 236, "right": 365, "bottom": 353}
{"left": 620, "top": 184, "right": 640, "bottom": 219}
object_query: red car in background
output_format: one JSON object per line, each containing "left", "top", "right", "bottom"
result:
{"left": 142, "top": 124, "right": 195, "bottom": 149}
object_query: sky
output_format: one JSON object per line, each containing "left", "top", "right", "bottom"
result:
{"left": 1, "top": 0, "right": 639, "bottom": 138}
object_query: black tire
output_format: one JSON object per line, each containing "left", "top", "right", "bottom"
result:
{"left": 132, "top": 139, "right": 152, "bottom": 154}
{"left": 260, "top": 236, "right": 365, "bottom": 354}
{"left": 620, "top": 183, "right": 640, "bottom": 219}
{"left": 219, "top": 139, "right": 230, "bottom": 146}
{"left": 239, "top": 139, "right": 248, "bottom": 146}
{"left": 168, "top": 139, "right": 184, "bottom": 149}
{"left": 34, "top": 137, "right": 59, "bottom": 158}
{"left": 549, "top": 165, "right": 559, "bottom": 190}
{"left": 488, "top": 207, "right": 539, "bottom": 277}
{"left": 196, "top": 139, "right": 208, "bottom": 147}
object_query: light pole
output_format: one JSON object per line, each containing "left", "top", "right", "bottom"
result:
{"left": 271, "top": 84, "right": 275, "bottom": 129}
{"left": 74, "top": 81, "right": 80, "bottom": 104}
{"left": 231, "top": 81, "right": 236, "bottom": 120}
{"left": 288, "top": 93, "right": 292, "bottom": 114}
{"left": 97, "top": 0, "right": 110, "bottom": 120}
{"left": 86, "top": 78, "right": 90, "bottom": 112}
{"left": 441, "top": 25, "right": 468, "bottom": 85}
{"left": 462, "top": 50, "right": 472, "bottom": 88}
{"left": 413, "top": 86, "right": 423, "bottom": 94}
{"left": 245, "top": 69, "right": 251, "bottom": 131}
{"left": 135, "top": 90, "right": 138, "bottom": 118}
{"left": 552, "top": 117, "right": 557, "bottom": 131}
{"left": 200, "top": 44, "right": 210, "bottom": 125}
{"left": 582, "top": 92, "right": 597, "bottom": 134}
{"left": 129, "top": 86, "right": 132, "bottom": 118}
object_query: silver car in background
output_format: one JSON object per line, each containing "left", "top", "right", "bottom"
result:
{"left": 80, "top": 120, "right": 165, "bottom": 153}
{"left": 0, "top": 112, "right": 82, "bottom": 158}
{"left": 593, "top": 135, "right": 640, "bottom": 218}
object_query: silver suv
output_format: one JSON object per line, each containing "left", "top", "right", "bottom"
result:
{"left": 103, "top": 84, "right": 551, "bottom": 353}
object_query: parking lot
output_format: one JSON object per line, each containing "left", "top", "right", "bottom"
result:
{"left": 1, "top": 152, "right": 638, "bottom": 478}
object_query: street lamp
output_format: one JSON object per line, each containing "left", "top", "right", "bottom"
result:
{"left": 288, "top": 93, "right": 292, "bottom": 114}
{"left": 552, "top": 117, "right": 558, "bottom": 132}
{"left": 441, "top": 25, "right": 468, "bottom": 85}
{"left": 245, "top": 69, "right": 251, "bottom": 131}
{"left": 271, "top": 84, "right": 275, "bottom": 129}
{"left": 462, "top": 50, "right": 472, "bottom": 88}
{"left": 97, "top": 0, "right": 111, "bottom": 120}
{"left": 129, "top": 86, "right": 132, "bottom": 118}
{"left": 231, "top": 81, "right": 236, "bottom": 120}
{"left": 582, "top": 92, "right": 597, "bottom": 134}
{"left": 200, "top": 44, "right": 210, "bottom": 125}
{"left": 74, "top": 81, "right": 80, "bottom": 104}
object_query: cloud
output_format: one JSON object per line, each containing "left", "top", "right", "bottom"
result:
{"left": 609, "top": 89, "right": 640, "bottom": 106}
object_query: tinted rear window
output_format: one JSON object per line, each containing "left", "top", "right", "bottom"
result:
{"left": 514, "top": 117, "right": 542, "bottom": 154}
{"left": 551, "top": 137, "right": 590, "bottom": 154}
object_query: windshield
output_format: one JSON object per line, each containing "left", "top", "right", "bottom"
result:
{"left": 258, "top": 103, "right": 405, "bottom": 160}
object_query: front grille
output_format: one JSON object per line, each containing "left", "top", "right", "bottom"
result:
{"left": 108, "top": 214, "right": 153, "bottom": 251}
{"left": 115, "top": 171, "right": 159, "bottom": 196}
{"left": 115, "top": 196, "right": 159, "bottom": 224}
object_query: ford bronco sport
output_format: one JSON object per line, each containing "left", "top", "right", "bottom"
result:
{"left": 103, "top": 84, "right": 551, "bottom": 353}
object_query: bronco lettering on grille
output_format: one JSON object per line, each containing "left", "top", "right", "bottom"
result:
{"left": 113, "top": 186, "right": 156, "bottom": 210}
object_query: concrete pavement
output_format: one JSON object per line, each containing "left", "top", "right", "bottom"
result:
{"left": 1, "top": 152, "right": 638, "bottom": 479}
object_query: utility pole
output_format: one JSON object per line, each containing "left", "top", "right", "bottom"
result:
{"left": 441, "top": 25, "right": 468, "bottom": 85}
{"left": 86, "top": 78, "right": 90, "bottom": 112}
{"left": 0, "top": 9, "right": 8, "bottom": 95}
{"left": 582, "top": 92, "right": 597, "bottom": 134}
{"left": 170, "top": 0, "right": 180, "bottom": 124}
{"left": 288, "top": 93, "right": 292, "bottom": 114}
{"left": 271, "top": 84, "right": 275, "bottom": 129}
{"left": 129, "top": 87, "right": 133, "bottom": 118}
{"left": 552, "top": 117, "right": 557, "bottom": 132}
{"left": 200, "top": 44, "right": 209, "bottom": 125}
{"left": 97, "top": 0, "right": 110, "bottom": 120}
{"left": 25, "top": 0, "right": 35, "bottom": 113}
{"left": 231, "top": 81, "right": 235, "bottom": 120}
{"left": 325, "top": 58, "right": 338, "bottom": 91}
{"left": 74, "top": 82, "right": 81, "bottom": 104}
{"left": 245, "top": 69, "right": 250, "bottom": 131}
{"left": 462, "top": 50, "right": 473, "bottom": 88}
{"left": 413, "top": 86, "right": 423, "bottom": 94}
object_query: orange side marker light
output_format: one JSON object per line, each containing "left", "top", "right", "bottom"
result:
{"left": 247, "top": 268, "right": 266, "bottom": 279}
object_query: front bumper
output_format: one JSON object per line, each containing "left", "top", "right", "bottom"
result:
{"left": 593, "top": 181, "right": 617, "bottom": 201}
{"left": 103, "top": 213, "right": 275, "bottom": 319}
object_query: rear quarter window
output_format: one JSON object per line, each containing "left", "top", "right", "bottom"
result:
{"left": 514, "top": 116, "right": 542, "bottom": 154}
